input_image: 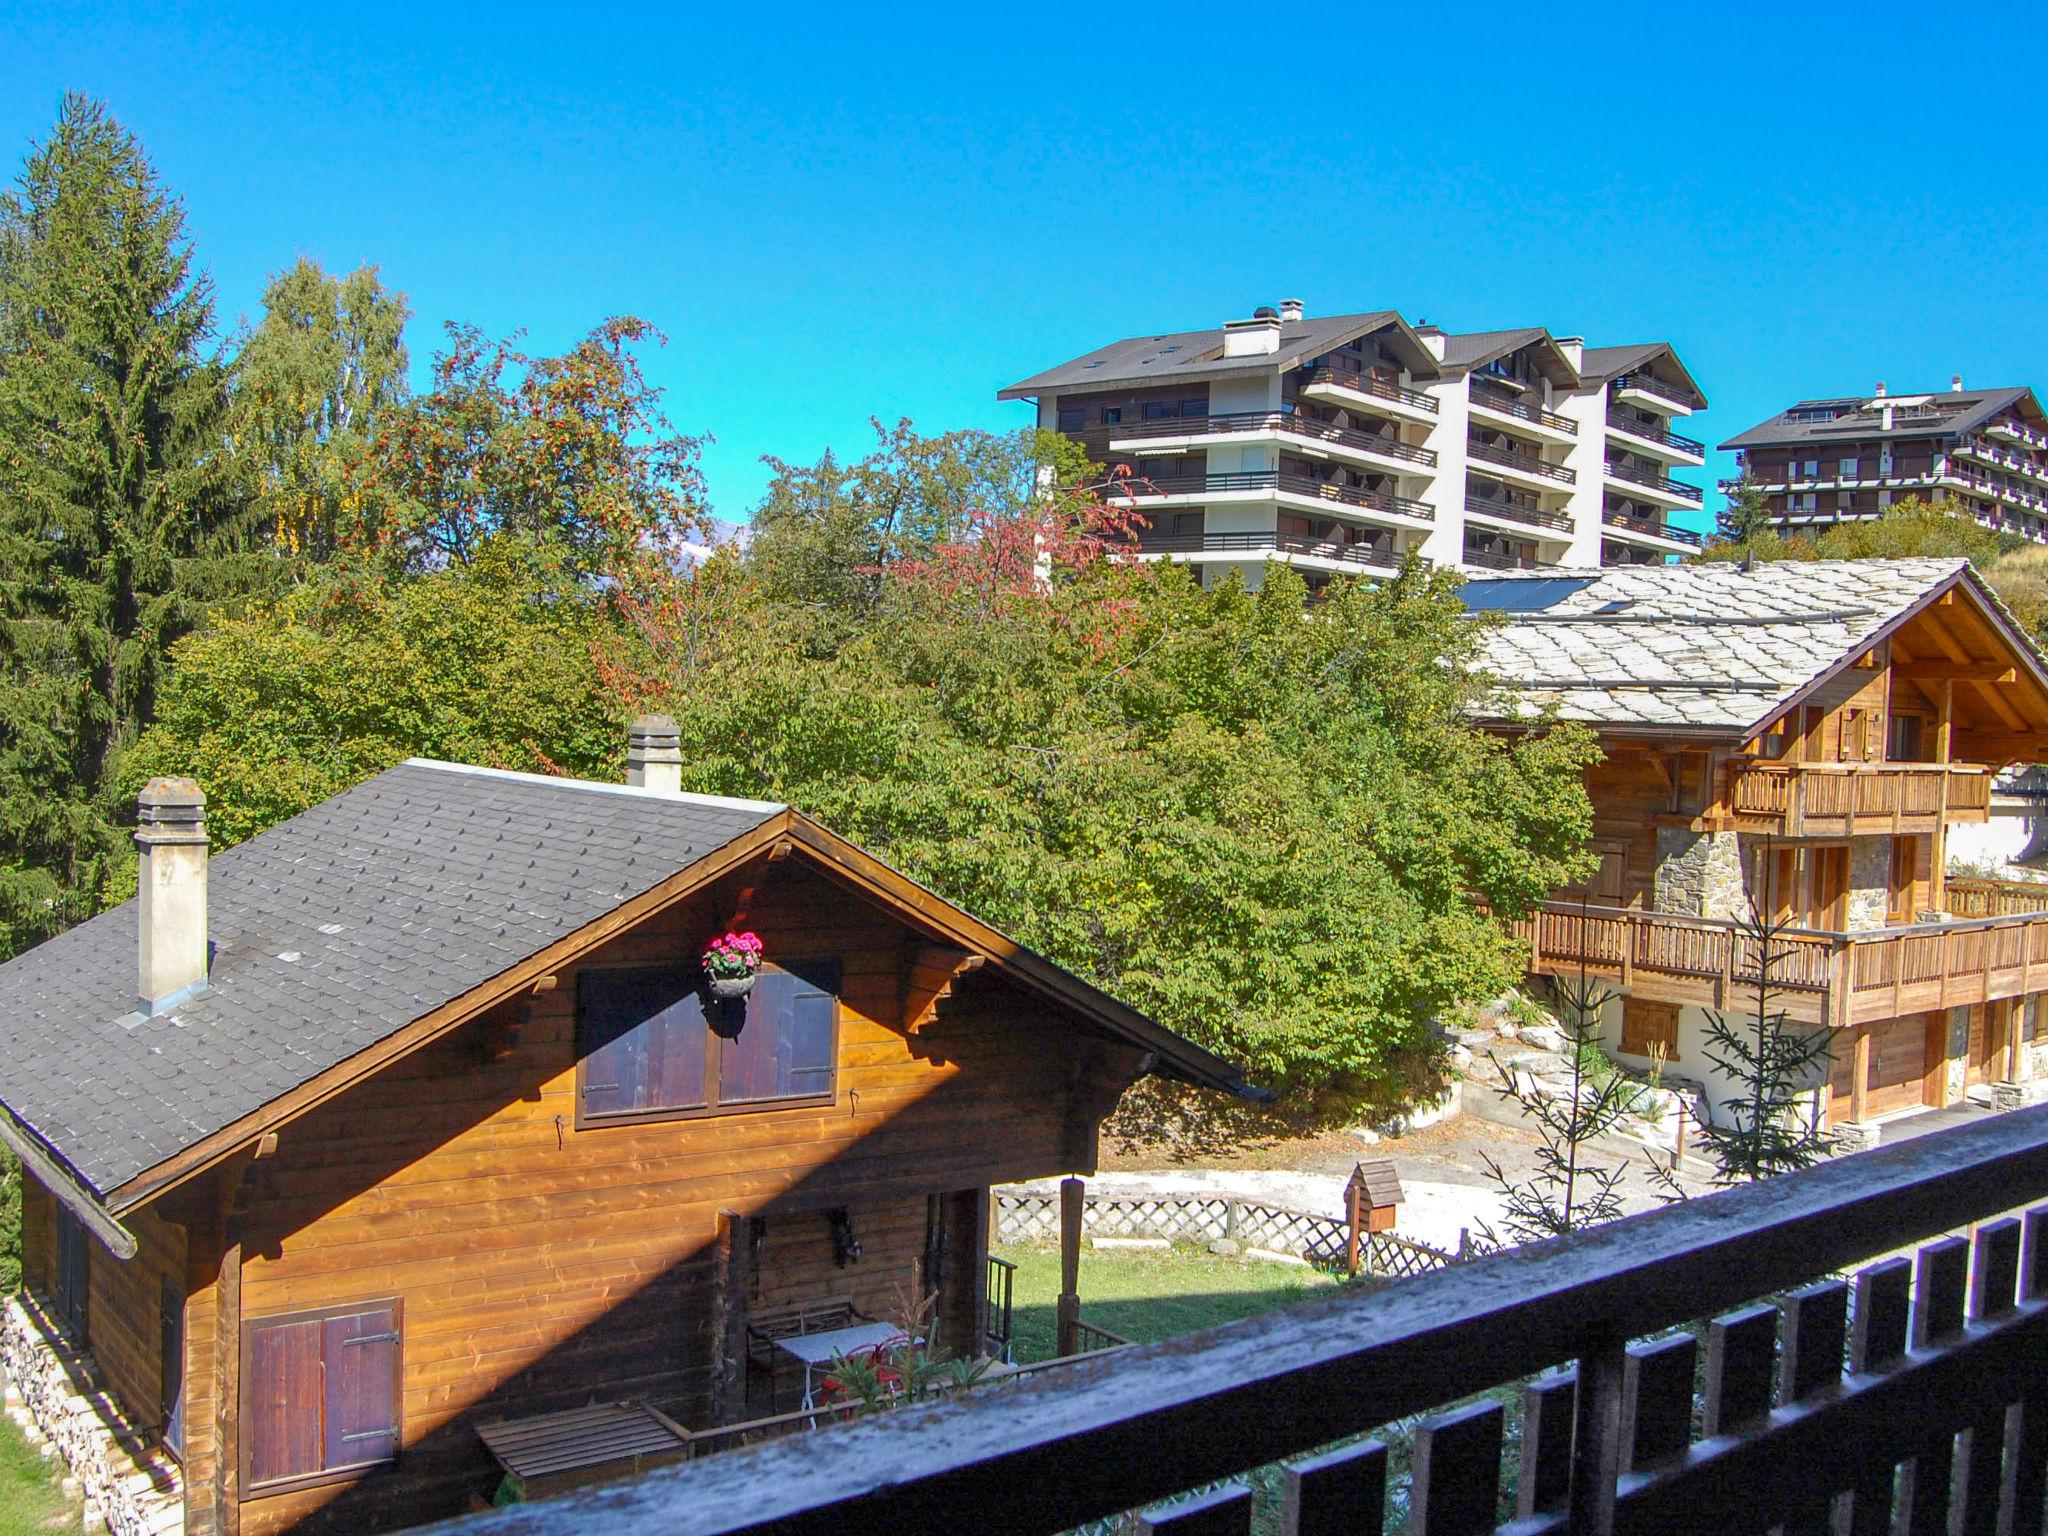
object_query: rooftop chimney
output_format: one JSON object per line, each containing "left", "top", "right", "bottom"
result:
{"left": 1953, "top": 374, "right": 1964, "bottom": 392}
{"left": 1223, "top": 310, "right": 1283, "bottom": 358}
{"left": 1874, "top": 381, "right": 1887, "bottom": 398}
{"left": 1279, "top": 298, "right": 1304, "bottom": 324}
{"left": 626, "top": 714, "right": 683, "bottom": 795}
{"left": 1554, "top": 334, "right": 1585, "bottom": 370}
{"left": 135, "top": 778, "right": 208, "bottom": 1017}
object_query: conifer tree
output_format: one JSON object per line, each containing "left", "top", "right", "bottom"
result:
{"left": 1716, "top": 468, "right": 1776, "bottom": 547}
{"left": 0, "top": 94, "right": 253, "bottom": 951}
{"left": 1695, "top": 850, "right": 1835, "bottom": 1182}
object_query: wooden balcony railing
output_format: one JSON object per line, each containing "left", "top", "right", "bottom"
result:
{"left": 1727, "top": 762, "right": 1995, "bottom": 835}
{"left": 1516, "top": 893, "right": 2048, "bottom": 1029}
{"left": 1601, "top": 509, "right": 1705, "bottom": 546}
{"left": 1109, "top": 411, "right": 1438, "bottom": 467}
{"left": 1465, "top": 496, "right": 1572, "bottom": 532}
{"left": 1468, "top": 439, "right": 1577, "bottom": 485}
{"left": 430, "top": 1109, "right": 2048, "bottom": 1536}
{"left": 1605, "top": 410, "right": 1706, "bottom": 457}
{"left": 1128, "top": 530, "right": 1401, "bottom": 570}
{"left": 1299, "top": 365, "right": 1438, "bottom": 414}
{"left": 1470, "top": 381, "right": 1576, "bottom": 434}
{"left": 1604, "top": 459, "right": 1706, "bottom": 503}
{"left": 1112, "top": 472, "right": 1434, "bottom": 522}
{"left": 1947, "top": 877, "right": 2048, "bottom": 919}
{"left": 1612, "top": 371, "right": 1703, "bottom": 411}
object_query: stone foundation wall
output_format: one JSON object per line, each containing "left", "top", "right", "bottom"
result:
{"left": 1, "top": 1291, "right": 181, "bottom": 1536}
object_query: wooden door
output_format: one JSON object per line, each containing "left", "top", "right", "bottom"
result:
{"left": 1967, "top": 1002, "right": 2009, "bottom": 1089}
{"left": 1830, "top": 1013, "right": 1940, "bottom": 1123}
{"left": 1808, "top": 844, "right": 1850, "bottom": 930}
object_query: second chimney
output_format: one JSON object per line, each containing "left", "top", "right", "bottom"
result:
{"left": 1279, "top": 298, "right": 1304, "bottom": 324}
{"left": 1953, "top": 374, "right": 1964, "bottom": 392}
{"left": 626, "top": 714, "right": 684, "bottom": 795}
{"left": 136, "top": 777, "right": 208, "bottom": 1016}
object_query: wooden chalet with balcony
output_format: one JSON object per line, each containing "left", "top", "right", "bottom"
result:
{"left": 1469, "top": 557, "right": 2048, "bottom": 1131}
{"left": 0, "top": 722, "right": 1260, "bottom": 1536}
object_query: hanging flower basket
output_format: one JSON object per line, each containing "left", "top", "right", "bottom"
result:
{"left": 702, "top": 931, "right": 764, "bottom": 1000}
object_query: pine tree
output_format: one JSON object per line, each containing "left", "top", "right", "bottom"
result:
{"left": 1481, "top": 933, "right": 1638, "bottom": 1241}
{"left": 1695, "top": 858, "right": 1835, "bottom": 1182}
{"left": 0, "top": 95, "right": 253, "bottom": 952}
{"left": 1716, "top": 469, "right": 1777, "bottom": 546}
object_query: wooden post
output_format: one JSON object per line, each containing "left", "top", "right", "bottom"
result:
{"left": 1345, "top": 1179, "right": 1364, "bottom": 1277}
{"left": 1851, "top": 1025, "right": 1871, "bottom": 1125}
{"left": 214, "top": 1218, "right": 242, "bottom": 1536}
{"left": 1056, "top": 1175, "right": 1084, "bottom": 1358}
{"left": 1933, "top": 681, "right": 1954, "bottom": 916}
{"left": 2005, "top": 998, "right": 2022, "bottom": 1085}
{"left": 1566, "top": 1338, "right": 1627, "bottom": 1536}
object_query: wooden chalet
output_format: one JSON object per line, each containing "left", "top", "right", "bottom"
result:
{"left": 1468, "top": 556, "right": 2048, "bottom": 1129}
{"left": 0, "top": 721, "right": 1260, "bottom": 1536}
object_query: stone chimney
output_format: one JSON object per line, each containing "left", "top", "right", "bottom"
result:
{"left": 626, "top": 714, "right": 683, "bottom": 795}
{"left": 1279, "top": 298, "right": 1304, "bottom": 324}
{"left": 135, "top": 778, "right": 208, "bottom": 1017}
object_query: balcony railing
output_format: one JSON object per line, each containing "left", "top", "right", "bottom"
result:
{"left": 1463, "top": 548, "right": 1544, "bottom": 570}
{"left": 1516, "top": 891, "right": 2048, "bottom": 1029}
{"left": 1946, "top": 876, "right": 2048, "bottom": 919}
{"left": 1467, "top": 439, "right": 1577, "bottom": 484}
{"left": 1469, "top": 381, "right": 1576, "bottom": 434}
{"left": 1612, "top": 371, "right": 1702, "bottom": 411}
{"left": 1606, "top": 411, "right": 1706, "bottom": 457}
{"left": 1605, "top": 459, "right": 1706, "bottom": 503}
{"left": 1128, "top": 530, "right": 1402, "bottom": 570}
{"left": 1299, "top": 365, "right": 1438, "bottom": 414}
{"left": 1107, "top": 410, "right": 1437, "bottom": 466}
{"left": 1601, "top": 509, "right": 1705, "bottom": 546}
{"left": 1465, "top": 496, "right": 1572, "bottom": 533}
{"left": 1728, "top": 761, "right": 1994, "bottom": 835}
{"left": 429, "top": 1109, "right": 2048, "bottom": 1536}
{"left": 1112, "top": 471, "right": 1434, "bottom": 522}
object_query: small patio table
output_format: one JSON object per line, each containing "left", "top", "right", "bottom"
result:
{"left": 772, "top": 1320, "right": 909, "bottom": 1409}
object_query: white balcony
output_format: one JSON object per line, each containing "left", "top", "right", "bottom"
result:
{"left": 1604, "top": 461, "right": 1705, "bottom": 510}
{"left": 1297, "top": 367, "right": 1440, "bottom": 427}
{"left": 1605, "top": 413, "right": 1707, "bottom": 467}
{"left": 1612, "top": 373, "right": 1699, "bottom": 417}
{"left": 1107, "top": 413, "right": 1437, "bottom": 482}
{"left": 1602, "top": 512, "right": 1704, "bottom": 552}
{"left": 1466, "top": 385, "right": 1579, "bottom": 449}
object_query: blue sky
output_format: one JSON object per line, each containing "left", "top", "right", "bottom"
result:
{"left": 6, "top": 4, "right": 2046, "bottom": 538}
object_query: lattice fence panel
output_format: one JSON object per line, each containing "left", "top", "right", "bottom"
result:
{"left": 993, "top": 1190, "right": 1460, "bottom": 1279}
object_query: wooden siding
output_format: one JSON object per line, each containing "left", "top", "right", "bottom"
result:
{"left": 181, "top": 856, "right": 1142, "bottom": 1535}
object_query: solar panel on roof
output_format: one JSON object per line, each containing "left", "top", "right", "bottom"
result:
{"left": 1460, "top": 577, "right": 1600, "bottom": 614}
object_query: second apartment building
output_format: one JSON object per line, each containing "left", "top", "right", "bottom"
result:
{"left": 999, "top": 301, "right": 1709, "bottom": 584}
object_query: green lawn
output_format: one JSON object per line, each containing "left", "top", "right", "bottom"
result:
{"left": 996, "top": 1244, "right": 1349, "bottom": 1362}
{"left": 0, "top": 1409, "right": 73, "bottom": 1536}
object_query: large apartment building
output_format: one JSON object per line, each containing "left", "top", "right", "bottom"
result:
{"left": 1472, "top": 557, "right": 2048, "bottom": 1133}
{"left": 999, "top": 301, "right": 1709, "bottom": 584}
{"left": 1721, "top": 381, "right": 2048, "bottom": 542}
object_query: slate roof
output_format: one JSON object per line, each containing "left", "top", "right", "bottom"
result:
{"left": 998, "top": 310, "right": 1418, "bottom": 397}
{"left": 1466, "top": 557, "right": 1972, "bottom": 734}
{"left": 1720, "top": 387, "right": 2044, "bottom": 450}
{"left": 1430, "top": 327, "right": 1547, "bottom": 372}
{"left": 1577, "top": 343, "right": 1664, "bottom": 383}
{"left": 0, "top": 761, "right": 784, "bottom": 1200}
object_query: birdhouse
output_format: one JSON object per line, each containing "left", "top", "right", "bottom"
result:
{"left": 1346, "top": 1159, "right": 1404, "bottom": 1234}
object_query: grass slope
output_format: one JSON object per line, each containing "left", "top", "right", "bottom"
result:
{"left": 0, "top": 1410, "right": 73, "bottom": 1536}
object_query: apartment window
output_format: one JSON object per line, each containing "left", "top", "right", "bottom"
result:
{"left": 576, "top": 962, "right": 841, "bottom": 1125}
{"left": 1056, "top": 407, "right": 1085, "bottom": 433}
{"left": 1801, "top": 459, "right": 1820, "bottom": 478}
{"left": 1889, "top": 714, "right": 1926, "bottom": 762}
{"left": 1839, "top": 457, "right": 1859, "bottom": 478}
{"left": 1620, "top": 999, "right": 1679, "bottom": 1059}
{"left": 1143, "top": 401, "right": 1176, "bottom": 421}
{"left": 1101, "top": 406, "right": 1122, "bottom": 425}
{"left": 242, "top": 1301, "right": 402, "bottom": 1493}
{"left": 1179, "top": 399, "right": 1208, "bottom": 419}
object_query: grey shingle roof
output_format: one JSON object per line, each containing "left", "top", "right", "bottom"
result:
{"left": 1577, "top": 343, "right": 1664, "bottom": 383}
{"left": 1467, "top": 558, "right": 1970, "bottom": 733}
{"left": 0, "top": 761, "right": 783, "bottom": 1200}
{"left": 997, "top": 311, "right": 1420, "bottom": 397}
{"left": 1719, "top": 387, "right": 2044, "bottom": 450}
{"left": 1431, "top": 327, "right": 1547, "bottom": 371}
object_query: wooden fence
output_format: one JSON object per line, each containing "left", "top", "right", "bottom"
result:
{"left": 992, "top": 1190, "right": 1460, "bottom": 1278}
{"left": 426, "top": 1106, "right": 2048, "bottom": 1536}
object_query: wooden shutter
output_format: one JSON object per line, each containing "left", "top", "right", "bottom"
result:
{"left": 719, "top": 965, "right": 839, "bottom": 1104}
{"left": 577, "top": 967, "right": 705, "bottom": 1119}
{"left": 322, "top": 1304, "right": 401, "bottom": 1470}
{"left": 245, "top": 1317, "right": 324, "bottom": 1487}
{"left": 54, "top": 1208, "right": 87, "bottom": 1337}
{"left": 160, "top": 1278, "right": 185, "bottom": 1458}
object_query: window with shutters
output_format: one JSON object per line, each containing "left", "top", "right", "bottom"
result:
{"left": 575, "top": 962, "right": 841, "bottom": 1126}
{"left": 242, "top": 1299, "right": 402, "bottom": 1493}
{"left": 52, "top": 1206, "right": 87, "bottom": 1338}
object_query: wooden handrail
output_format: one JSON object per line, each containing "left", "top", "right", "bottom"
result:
{"left": 427, "top": 1109, "right": 2048, "bottom": 1536}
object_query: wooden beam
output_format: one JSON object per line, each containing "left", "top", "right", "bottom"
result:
{"left": 901, "top": 941, "right": 986, "bottom": 1033}
{"left": 1056, "top": 1176, "right": 1084, "bottom": 1358}
{"left": 0, "top": 1111, "right": 138, "bottom": 1259}
{"left": 1970, "top": 676, "right": 2029, "bottom": 733}
{"left": 1894, "top": 661, "right": 2016, "bottom": 684}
